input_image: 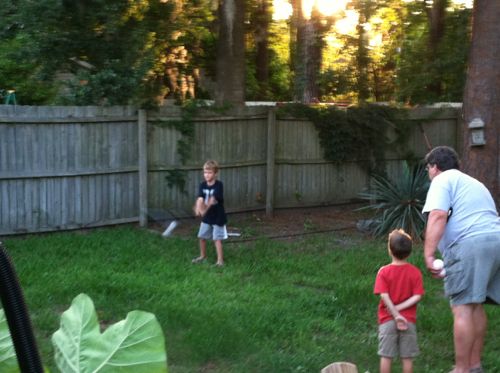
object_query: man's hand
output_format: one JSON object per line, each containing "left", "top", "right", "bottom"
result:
{"left": 425, "top": 255, "right": 437, "bottom": 272}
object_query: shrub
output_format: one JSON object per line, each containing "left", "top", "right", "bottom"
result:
{"left": 358, "top": 161, "right": 430, "bottom": 241}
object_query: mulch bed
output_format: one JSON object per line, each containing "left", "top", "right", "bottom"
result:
{"left": 151, "top": 203, "right": 372, "bottom": 242}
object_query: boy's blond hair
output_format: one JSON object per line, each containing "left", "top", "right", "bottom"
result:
{"left": 203, "top": 160, "right": 219, "bottom": 173}
{"left": 388, "top": 229, "right": 413, "bottom": 260}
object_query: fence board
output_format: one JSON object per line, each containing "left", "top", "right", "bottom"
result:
{"left": 0, "top": 107, "right": 140, "bottom": 234}
{"left": 0, "top": 105, "right": 459, "bottom": 235}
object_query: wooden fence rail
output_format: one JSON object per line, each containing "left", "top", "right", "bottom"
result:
{"left": 0, "top": 104, "right": 459, "bottom": 236}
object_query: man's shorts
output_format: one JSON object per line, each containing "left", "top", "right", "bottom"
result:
{"left": 197, "top": 222, "right": 228, "bottom": 241}
{"left": 443, "top": 232, "right": 500, "bottom": 306}
{"left": 378, "top": 320, "right": 419, "bottom": 359}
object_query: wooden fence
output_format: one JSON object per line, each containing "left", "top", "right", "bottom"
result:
{"left": 0, "top": 104, "right": 459, "bottom": 235}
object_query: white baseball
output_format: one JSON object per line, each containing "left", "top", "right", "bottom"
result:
{"left": 433, "top": 259, "right": 446, "bottom": 276}
{"left": 433, "top": 259, "right": 444, "bottom": 270}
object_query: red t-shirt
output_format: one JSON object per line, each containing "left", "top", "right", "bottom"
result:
{"left": 374, "top": 263, "right": 424, "bottom": 325}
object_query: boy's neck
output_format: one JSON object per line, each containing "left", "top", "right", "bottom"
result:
{"left": 391, "top": 257, "right": 408, "bottom": 266}
{"left": 206, "top": 179, "right": 217, "bottom": 186}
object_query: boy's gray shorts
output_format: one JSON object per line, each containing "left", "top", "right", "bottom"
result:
{"left": 197, "top": 222, "right": 228, "bottom": 241}
{"left": 378, "top": 320, "right": 419, "bottom": 359}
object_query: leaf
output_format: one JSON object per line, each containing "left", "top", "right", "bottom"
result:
{"left": 52, "top": 294, "right": 167, "bottom": 373}
{"left": 0, "top": 309, "right": 20, "bottom": 373}
{"left": 358, "top": 161, "right": 430, "bottom": 240}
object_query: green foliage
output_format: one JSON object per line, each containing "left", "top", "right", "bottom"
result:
{"left": 358, "top": 161, "right": 430, "bottom": 240}
{"left": 52, "top": 294, "right": 167, "bottom": 373}
{"left": 267, "top": 21, "right": 294, "bottom": 101}
{"left": 0, "top": 35, "right": 57, "bottom": 105}
{"left": 244, "top": 15, "right": 293, "bottom": 101}
{"left": 151, "top": 102, "right": 198, "bottom": 164}
{"left": 0, "top": 0, "right": 472, "bottom": 105}
{"left": 432, "top": 7, "right": 471, "bottom": 101}
{"left": 163, "top": 0, "right": 216, "bottom": 102}
{"left": 244, "top": 57, "right": 261, "bottom": 101}
{"left": 60, "top": 66, "right": 145, "bottom": 106}
{"left": 0, "top": 0, "right": 175, "bottom": 105}
{"left": 277, "top": 103, "right": 413, "bottom": 174}
{"left": 0, "top": 295, "right": 167, "bottom": 373}
{"left": 318, "top": 67, "right": 357, "bottom": 103}
{"left": 0, "top": 310, "right": 18, "bottom": 373}
{"left": 152, "top": 100, "right": 230, "bottom": 193}
{"left": 319, "top": 0, "right": 470, "bottom": 104}
{"left": 396, "top": 3, "right": 471, "bottom": 104}
{"left": 165, "top": 169, "right": 189, "bottom": 195}
{"left": 151, "top": 111, "right": 193, "bottom": 193}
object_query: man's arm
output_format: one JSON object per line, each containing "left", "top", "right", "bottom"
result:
{"left": 424, "top": 209, "right": 448, "bottom": 273}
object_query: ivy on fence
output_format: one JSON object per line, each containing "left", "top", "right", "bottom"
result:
{"left": 153, "top": 102, "right": 421, "bottom": 193}
{"left": 276, "top": 103, "right": 416, "bottom": 175}
{"left": 150, "top": 100, "right": 230, "bottom": 193}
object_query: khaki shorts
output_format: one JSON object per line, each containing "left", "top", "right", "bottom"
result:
{"left": 378, "top": 320, "right": 419, "bottom": 359}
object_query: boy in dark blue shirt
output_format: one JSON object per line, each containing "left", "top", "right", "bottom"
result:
{"left": 192, "top": 160, "right": 227, "bottom": 266}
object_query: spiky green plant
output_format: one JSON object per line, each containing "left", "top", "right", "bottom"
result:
{"left": 358, "top": 161, "right": 430, "bottom": 240}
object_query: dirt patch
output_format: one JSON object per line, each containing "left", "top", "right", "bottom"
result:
{"left": 152, "top": 202, "right": 372, "bottom": 242}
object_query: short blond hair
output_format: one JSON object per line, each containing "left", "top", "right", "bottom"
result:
{"left": 203, "top": 160, "right": 219, "bottom": 173}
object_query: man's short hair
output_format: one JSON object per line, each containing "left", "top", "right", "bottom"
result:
{"left": 425, "top": 146, "right": 460, "bottom": 171}
{"left": 203, "top": 160, "right": 219, "bottom": 173}
{"left": 388, "top": 229, "right": 413, "bottom": 260}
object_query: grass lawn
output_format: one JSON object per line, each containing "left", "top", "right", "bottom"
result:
{"left": 3, "top": 226, "right": 500, "bottom": 372}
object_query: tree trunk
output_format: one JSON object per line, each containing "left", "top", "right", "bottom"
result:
{"left": 254, "top": 0, "right": 271, "bottom": 99}
{"left": 289, "top": 0, "right": 299, "bottom": 100}
{"left": 294, "top": 4, "right": 321, "bottom": 103}
{"left": 215, "top": 0, "right": 246, "bottom": 106}
{"left": 427, "top": 0, "right": 447, "bottom": 52}
{"left": 356, "top": 16, "right": 370, "bottom": 102}
{"left": 462, "top": 0, "right": 500, "bottom": 203}
{"left": 425, "top": 0, "right": 448, "bottom": 97}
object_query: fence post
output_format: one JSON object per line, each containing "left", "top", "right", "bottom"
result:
{"left": 138, "top": 109, "right": 148, "bottom": 227}
{"left": 266, "top": 107, "right": 276, "bottom": 216}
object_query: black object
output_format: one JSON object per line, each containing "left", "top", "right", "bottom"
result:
{"left": 0, "top": 242, "right": 43, "bottom": 373}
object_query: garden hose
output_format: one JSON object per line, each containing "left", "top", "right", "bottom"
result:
{"left": 0, "top": 242, "right": 44, "bottom": 373}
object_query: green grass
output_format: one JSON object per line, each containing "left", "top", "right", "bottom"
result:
{"left": 3, "top": 227, "right": 500, "bottom": 372}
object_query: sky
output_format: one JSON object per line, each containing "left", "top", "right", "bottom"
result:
{"left": 273, "top": 0, "right": 474, "bottom": 21}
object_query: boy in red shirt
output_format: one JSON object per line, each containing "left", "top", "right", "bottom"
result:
{"left": 374, "top": 229, "right": 425, "bottom": 373}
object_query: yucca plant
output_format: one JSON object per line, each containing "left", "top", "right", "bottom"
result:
{"left": 358, "top": 161, "right": 430, "bottom": 241}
